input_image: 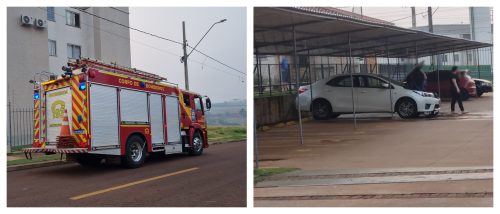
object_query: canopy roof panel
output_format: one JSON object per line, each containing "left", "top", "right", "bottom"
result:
{"left": 254, "top": 7, "right": 492, "bottom": 58}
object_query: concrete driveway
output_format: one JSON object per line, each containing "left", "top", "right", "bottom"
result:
{"left": 255, "top": 93, "right": 492, "bottom": 207}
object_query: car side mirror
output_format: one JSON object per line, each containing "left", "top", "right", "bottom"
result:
{"left": 381, "top": 83, "right": 390, "bottom": 88}
{"left": 205, "top": 97, "right": 211, "bottom": 111}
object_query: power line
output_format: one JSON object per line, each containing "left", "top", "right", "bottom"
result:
{"left": 73, "top": 7, "right": 183, "bottom": 45}
{"left": 389, "top": 10, "right": 427, "bottom": 22}
{"left": 109, "top": 7, "right": 129, "bottom": 14}
{"left": 187, "top": 46, "right": 246, "bottom": 75}
{"left": 72, "top": 7, "right": 245, "bottom": 75}
{"left": 38, "top": 7, "right": 246, "bottom": 82}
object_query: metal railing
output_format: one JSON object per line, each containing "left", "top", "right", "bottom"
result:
{"left": 254, "top": 63, "right": 493, "bottom": 97}
{"left": 254, "top": 63, "right": 414, "bottom": 97}
{"left": 7, "top": 102, "right": 34, "bottom": 151}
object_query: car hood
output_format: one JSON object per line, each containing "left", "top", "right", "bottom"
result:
{"left": 473, "top": 78, "right": 492, "bottom": 84}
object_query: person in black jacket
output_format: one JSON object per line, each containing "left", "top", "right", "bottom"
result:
{"left": 450, "top": 66, "right": 468, "bottom": 114}
{"left": 405, "top": 61, "right": 427, "bottom": 91}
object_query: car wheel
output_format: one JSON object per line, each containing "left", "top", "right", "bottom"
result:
{"left": 189, "top": 131, "right": 204, "bottom": 156}
{"left": 427, "top": 111, "right": 439, "bottom": 118}
{"left": 311, "top": 99, "right": 332, "bottom": 120}
{"left": 122, "top": 135, "right": 147, "bottom": 168}
{"left": 396, "top": 98, "right": 418, "bottom": 119}
{"left": 460, "top": 88, "right": 469, "bottom": 101}
{"left": 331, "top": 113, "right": 340, "bottom": 119}
{"left": 477, "top": 90, "right": 483, "bottom": 97}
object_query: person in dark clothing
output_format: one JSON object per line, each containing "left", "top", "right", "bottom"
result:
{"left": 405, "top": 61, "right": 427, "bottom": 91}
{"left": 450, "top": 66, "right": 468, "bottom": 114}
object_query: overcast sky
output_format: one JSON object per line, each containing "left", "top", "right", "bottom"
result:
{"left": 339, "top": 7, "right": 474, "bottom": 28}
{"left": 129, "top": 7, "right": 246, "bottom": 103}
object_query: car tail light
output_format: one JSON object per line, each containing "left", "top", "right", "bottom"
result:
{"left": 298, "top": 86, "right": 308, "bottom": 94}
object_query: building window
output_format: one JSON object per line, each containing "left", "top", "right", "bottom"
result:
{"left": 65, "top": 10, "right": 80, "bottom": 28}
{"left": 67, "top": 44, "right": 81, "bottom": 59}
{"left": 48, "top": 40, "right": 57, "bottom": 56}
{"left": 453, "top": 54, "right": 460, "bottom": 62}
{"left": 47, "top": 7, "right": 55, "bottom": 22}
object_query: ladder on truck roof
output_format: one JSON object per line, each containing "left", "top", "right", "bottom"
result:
{"left": 70, "top": 58, "right": 168, "bottom": 83}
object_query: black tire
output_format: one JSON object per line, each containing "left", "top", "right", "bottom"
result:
{"left": 75, "top": 154, "right": 102, "bottom": 167}
{"left": 331, "top": 113, "right": 341, "bottom": 119}
{"left": 426, "top": 111, "right": 439, "bottom": 118}
{"left": 121, "top": 135, "right": 147, "bottom": 168}
{"left": 189, "top": 131, "right": 204, "bottom": 156}
{"left": 396, "top": 98, "right": 418, "bottom": 119}
{"left": 460, "top": 88, "right": 469, "bottom": 101}
{"left": 311, "top": 99, "right": 332, "bottom": 120}
{"left": 477, "top": 90, "right": 484, "bottom": 97}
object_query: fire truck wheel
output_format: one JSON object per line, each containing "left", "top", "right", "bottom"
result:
{"left": 189, "top": 131, "right": 204, "bottom": 156}
{"left": 122, "top": 135, "right": 147, "bottom": 168}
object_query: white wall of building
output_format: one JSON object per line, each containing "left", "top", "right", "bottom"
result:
{"left": 7, "top": 8, "right": 49, "bottom": 108}
{"left": 7, "top": 7, "right": 131, "bottom": 109}
{"left": 48, "top": 7, "right": 96, "bottom": 73}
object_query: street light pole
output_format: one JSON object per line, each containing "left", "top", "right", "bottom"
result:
{"left": 181, "top": 19, "right": 227, "bottom": 90}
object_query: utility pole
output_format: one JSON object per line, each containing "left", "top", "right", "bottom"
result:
{"left": 427, "top": 7, "right": 433, "bottom": 33}
{"left": 181, "top": 19, "right": 226, "bottom": 91}
{"left": 411, "top": 7, "right": 416, "bottom": 29}
{"left": 182, "top": 21, "right": 189, "bottom": 90}
{"left": 428, "top": 7, "right": 435, "bottom": 66}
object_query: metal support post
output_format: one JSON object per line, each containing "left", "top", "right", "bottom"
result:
{"left": 386, "top": 43, "right": 394, "bottom": 117}
{"left": 348, "top": 33, "right": 357, "bottom": 129}
{"left": 293, "top": 26, "right": 304, "bottom": 145}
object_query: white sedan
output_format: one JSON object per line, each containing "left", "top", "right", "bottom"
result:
{"left": 297, "top": 74, "right": 440, "bottom": 120}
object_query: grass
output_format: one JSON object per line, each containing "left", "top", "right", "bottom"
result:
{"left": 208, "top": 126, "right": 246, "bottom": 144}
{"left": 7, "top": 154, "right": 64, "bottom": 166}
{"left": 254, "top": 167, "right": 299, "bottom": 184}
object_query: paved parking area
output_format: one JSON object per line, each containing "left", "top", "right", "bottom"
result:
{"left": 255, "top": 93, "right": 492, "bottom": 207}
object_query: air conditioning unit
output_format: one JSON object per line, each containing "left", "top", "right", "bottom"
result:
{"left": 21, "top": 15, "right": 33, "bottom": 25}
{"left": 35, "top": 19, "right": 46, "bottom": 28}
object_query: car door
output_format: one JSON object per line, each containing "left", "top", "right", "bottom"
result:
{"left": 357, "top": 76, "right": 392, "bottom": 112}
{"left": 323, "top": 75, "right": 359, "bottom": 113}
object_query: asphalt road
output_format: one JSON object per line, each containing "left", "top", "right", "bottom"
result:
{"left": 8, "top": 141, "right": 246, "bottom": 207}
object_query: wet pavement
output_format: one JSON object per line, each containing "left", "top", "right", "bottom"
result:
{"left": 8, "top": 142, "right": 246, "bottom": 207}
{"left": 255, "top": 93, "right": 492, "bottom": 207}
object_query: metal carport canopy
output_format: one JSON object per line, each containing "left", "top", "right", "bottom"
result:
{"left": 254, "top": 7, "right": 492, "bottom": 58}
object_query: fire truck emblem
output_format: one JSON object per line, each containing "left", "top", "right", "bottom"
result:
{"left": 51, "top": 100, "right": 66, "bottom": 119}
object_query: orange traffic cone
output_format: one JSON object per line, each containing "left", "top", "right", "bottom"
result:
{"left": 57, "top": 110, "right": 77, "bottom": 148}
{"left": 59, "top": 109, "right": 71, "bottom": 136}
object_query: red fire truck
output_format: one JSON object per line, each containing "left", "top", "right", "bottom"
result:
{"left": 24, "top": 58, "right": 211, "bottom": 168}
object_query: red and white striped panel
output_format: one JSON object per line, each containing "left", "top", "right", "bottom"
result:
{"left": 23, "top": 148, "right": 88, "bottom": 154}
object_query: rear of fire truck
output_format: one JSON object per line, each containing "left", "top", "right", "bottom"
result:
{"left": 24, "top": 65, "right": 93, "bottom": 164}
{"left": 24, "top": 58, "right": 212, "bottom": 168}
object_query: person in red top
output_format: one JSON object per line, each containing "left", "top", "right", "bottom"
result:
{"left": 450, "top": 66, "right": 468, "bottom": 114}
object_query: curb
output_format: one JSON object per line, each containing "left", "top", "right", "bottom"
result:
{"left": 7, "top": 160, "right": 71, "bottom": 172}
{"left": 210, "top": 140, "right": 246, "bottom": 145}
